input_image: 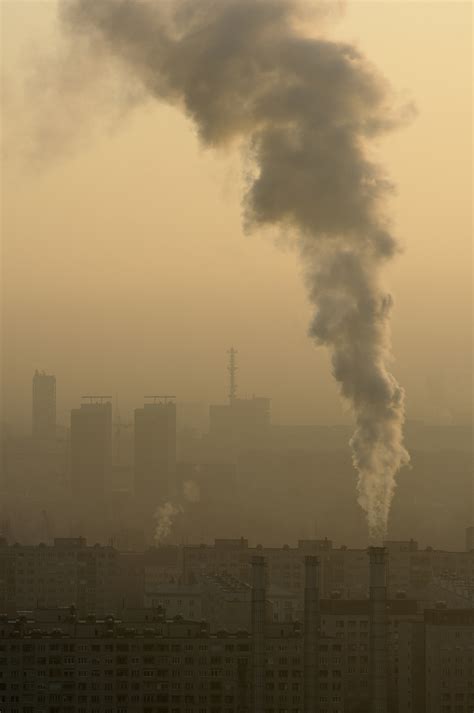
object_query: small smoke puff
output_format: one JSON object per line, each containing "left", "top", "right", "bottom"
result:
{"left": 183, "top": 480, "right": 200, "bottom": 503}
{"left": 154, "top": 502, "right": 183, "bottom": 544}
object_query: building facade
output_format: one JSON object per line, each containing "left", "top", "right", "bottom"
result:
{"left": 0, "top": 538, "right": 140, "bottom": 617}
{"left": 0, "top": 599, "right": 470, "bottom": 712}
{"left": 182, "top": 539, "right": 474, "bottom": 604}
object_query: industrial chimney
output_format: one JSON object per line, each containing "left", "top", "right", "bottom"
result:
{"left": 369, "top": 546, "right": 389, "bottom": 713}
{"left": 251, "top": 555, "right": 266, "bottom": 713}
{"left": 304, "top": 555, "right": 320, "bottom": 713}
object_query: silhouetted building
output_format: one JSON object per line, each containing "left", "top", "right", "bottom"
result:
{"left": 319, "top": 595, "right": 423, "bottom": 713}
{"left": 70, "top": 399, "right": 112, "bottom": 505}
{"left": 145, "top": 582, "right": 203, "bottom": 621}
{"left": 32, "top": 370, "right": 56, "bottom": 440}
{"left": 1, "top": 551, "right": 472, "bottom": 713}
{"left": 145, "top": 569, "right": 300, "bottom": 632}
{"left": 0, "top": 610, "right": 305, "bottom": 713}
{"left": 143, "top": 545, "right": 183, "bottom": 593}
{"left": 209, "top": 396, "right": 271, "bottom": 452}
{"left": 134, "top": 399, "right": 176, "bottom": 506}
{"left": 0, "top": 537, "right": 136, "bottom": 616}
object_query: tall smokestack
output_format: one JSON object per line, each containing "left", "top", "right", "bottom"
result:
{"left": 304, "top": 555, "right": 320, "bottom": 713}
{"left": 369, "top": 546, "right": 388, "bottom": 713}
{"left": 251, "top": 555, "right": 266, "bottom": 713}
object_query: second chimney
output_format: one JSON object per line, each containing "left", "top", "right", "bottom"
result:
{"left": 304, "top": 555, "right": 320, "bottom": 713}
{"left": 251, "top": 555, "right": 266, "bottom": 713}
{"left": 369, "top": 546, "right": 389, "bottom": 713}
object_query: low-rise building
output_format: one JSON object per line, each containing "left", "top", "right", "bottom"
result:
{"left": 0, "top": 538, "right": 138, "bottom": 616}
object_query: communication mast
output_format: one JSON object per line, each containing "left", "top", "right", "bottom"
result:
{"left": 227, "top": 348, "right": 238, "bottom": 404}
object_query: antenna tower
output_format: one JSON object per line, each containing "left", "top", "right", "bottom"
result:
{"left": 227, "top": 347, "right": 238, "bottom": 404}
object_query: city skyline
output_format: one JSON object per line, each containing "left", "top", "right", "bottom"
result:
{"left": 1, "top": 2, "right": 472, "bottom": 710}
{"left": 0, "top": 367, "right": 471, "bottom": 551}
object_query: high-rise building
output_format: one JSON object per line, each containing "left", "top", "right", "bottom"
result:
{"left": 209, "top": 396, "right": 271, "bottom": 451}
{"left": 32, "top": 370, "right": 56, "bottom": 440}
{"left": 208, "top": 349, "right": 271, "bottom": 453}
{"left": 134, "top": 399, "right": 176, "bottom": 505}
{"left": 70, "top": 399, "right": 112, "bottom": 504}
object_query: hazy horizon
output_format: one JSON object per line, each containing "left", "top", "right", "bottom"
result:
{"left": 2, "top": 1, "right": 472, "bottom": 435}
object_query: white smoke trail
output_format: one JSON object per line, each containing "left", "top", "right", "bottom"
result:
{"left": 183, "top": 479, "right": 200, "bottom": 504}
{"left": 59, "top": 0, "right": 411, "bottom": 540}
{"left": 153, "top": 480, "right": 200, "bottom": 544}
{"left": 154, "top": 502, "right": 183, "bottom": 544}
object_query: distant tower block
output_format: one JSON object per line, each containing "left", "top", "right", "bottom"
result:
{"left": 227, "top": 347, "right": 238, "bottom": 404}
{"left": 134, "top": 396, "right": 177, "bottom": 506}
{"left": 70, "top": 397, "right": 112, "bottom": 508}
{"left": 32, "top": 370, "right": 56, "bottom": 440}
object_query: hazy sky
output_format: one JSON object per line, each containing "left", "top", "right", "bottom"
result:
{"left": 2, "top": 0, "right": 472, "bottom": 430}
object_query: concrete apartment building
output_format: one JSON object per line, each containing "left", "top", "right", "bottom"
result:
{"left": 0, "top": 610, "right": 316, "bottom": 713}
{"left": 0, "top": 538, "right": 142, "bottom": 617}
{"left": 182, "top": 538, "right": 474, "bottom": 603}
{"left": 144, "top": 574, "right": 297, "bottom": 632}
{"left": 144, "top": 546, "right": 182, "bottom": 589}
{"left": 1, "top": 536, "right": 472, "bottom": 626}
{"left": 144, "top": 582, "right": 204, "bottom": 622}
{"left": 319, "top": 596, "right": 424, "bottom": 713}
{"left": 134, "top": 399, "right": 177, "bottom": 509}
{"left": 198, "top": 573, "right": 293, "bottom": 633}
{"left": 0, "top": 555, "right": 352, "bottom": 713}
{"left": 70, "top": 400, "right": 113, "bottom": 508}
{"left": 0, "top": 552, "right": 473, "bottom": 713}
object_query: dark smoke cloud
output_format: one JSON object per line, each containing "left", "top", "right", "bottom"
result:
{"left": 59, "top": 0, "right": 411, "bottom": 539}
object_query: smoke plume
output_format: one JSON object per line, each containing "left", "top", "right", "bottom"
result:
{"left": 183, "top": 480, "right": 200, "bottom": 504}
{"left": 60, "top": 0, "right": 410, "bottom": 540}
